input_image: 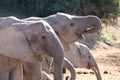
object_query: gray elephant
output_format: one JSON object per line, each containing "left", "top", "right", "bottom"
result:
{"left": 23, "top": 12, "right": 101, "bottom": 51}
{"left": 0, "top": 19, "right": 65, "bottom": 80}
{"left": 0, "top": 12, "right": 101, "bottom": 80}
{"left": 23, "top": 12, "right": 101, "bottom": 80}
{"left": 65, "top": 42, "right": 102, "bottom": 80}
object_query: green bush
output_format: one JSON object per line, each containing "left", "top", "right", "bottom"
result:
{"left": 91, "top": 0, "right": 120, "bottom": 19}
{"left": 0, "top": 0, "right": 119, "bottom": 19}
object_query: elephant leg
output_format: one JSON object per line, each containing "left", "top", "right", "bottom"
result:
{"left": 23, "top": 62, "right": 42, "bottom": 80}
{"left": 0, "top": 55, "right": 9, "bottom": 80}
{"left": 0, "top": 68, "right": 9, "bottom": 80}
{"left": 9, "top": 61, "right": 23, "bottom": 80}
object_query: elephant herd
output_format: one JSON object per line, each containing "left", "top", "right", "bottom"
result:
{"left": 0, "top": 12, "right": 102, "bottom": 80}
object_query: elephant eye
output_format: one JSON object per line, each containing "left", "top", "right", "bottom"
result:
{"left": 41, "top": 36, "right": 46, "bottom": 39}
{"left": 70, "top": 22, "right": 74, "bottom": 26}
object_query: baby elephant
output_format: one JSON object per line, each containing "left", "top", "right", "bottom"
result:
{"left": 65, "top": 42, "right": 102, "bottom": 80}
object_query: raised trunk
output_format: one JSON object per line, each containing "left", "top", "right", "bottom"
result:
{"left": 83, "top": 16, "right": 101, "bottom": 34}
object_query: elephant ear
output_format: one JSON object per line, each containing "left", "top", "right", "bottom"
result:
{"left": 0, "top": 25, "right": 38, "bottom": 62}
{"left": 23, "top": 21, "right": 49, "bottom": 56}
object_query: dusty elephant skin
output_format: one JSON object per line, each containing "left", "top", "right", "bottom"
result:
{"left": 0, "top": 19, "right": 64, "bottom": 80}
{"left": 65, "top": 42, "right": 102, "bottom": 80}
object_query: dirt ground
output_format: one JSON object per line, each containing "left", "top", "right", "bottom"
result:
{"left": 62, "top": 42, "right": 120, "bottom": 80}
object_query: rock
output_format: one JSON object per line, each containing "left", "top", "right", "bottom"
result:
{"left": 90, "top": 71, "right": 94, "bottom": 74}
{"left": 77, "top": 71, "right": 82, "bottom": 74}
{"left": 83, "top": 72, "right": 88, "bottom": 74}
{"left": 104, "top": 71, "right": 108, "bottom": 74}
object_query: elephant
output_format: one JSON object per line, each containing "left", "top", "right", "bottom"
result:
{"left": 65, "top": 42, "right": 102, "bottom": 80}
{"left": 0, "top": 19, "right": 65, "bottom": 80}
{"left": 23, "top": 12, "right": 101, "bottom": 79}
{"left": 23, "top": 12, "right": 101, "bottom": 51}
{"left": 42, "top": 57, "right": 76, "bottom": 80}
{"left": 0, "top": 12, "right": 101, "bottom": 80}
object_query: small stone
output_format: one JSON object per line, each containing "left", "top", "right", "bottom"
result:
{"left": 90, "top": 71, "right": 94, "bottom": 74}
{"left": 77, "top": 71, "right": 82, "bottom": 74}
{"left": 104, "top": 71, "right": 108, "bottom": 74}
{"left": 83, "top": 72, "right": 88, "bottom": 74}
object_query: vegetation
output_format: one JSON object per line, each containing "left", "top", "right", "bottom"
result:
{"left": 0, "top": 0, "right": 119, "bottom": 19}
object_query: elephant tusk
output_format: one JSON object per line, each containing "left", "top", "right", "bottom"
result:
{"left": 86, "top": 26, "right": 94, "bottom": 31}
{"left": 83, "top": 26, "right": 95, "bottom": 34}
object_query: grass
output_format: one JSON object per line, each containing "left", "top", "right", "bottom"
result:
{"left": 100, "top": 22, "right": 120, "bottom": 44}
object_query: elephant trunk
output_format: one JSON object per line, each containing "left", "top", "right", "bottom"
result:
{"left": 89, "top": 62, "right": 102, "bottom": 80}
{"left": 64, "top": 58, "right": 76, "bottom": 80}
{"left": 83, "top": 16, "right": 101, "bottom": 34}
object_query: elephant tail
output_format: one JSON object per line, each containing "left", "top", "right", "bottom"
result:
{"left": 64, "top": 58, "right": 76, "bottom": 80}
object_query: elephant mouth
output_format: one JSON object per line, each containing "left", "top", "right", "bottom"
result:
{"left": 76, "top": 32, "right": 84, "bottom": 40}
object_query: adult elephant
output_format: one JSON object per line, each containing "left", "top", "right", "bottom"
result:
{"left": 0, "top": 12, "right": 101, "bottom": 80}
{"left": 65, "top": 42, "right": 102, "bottom": 80}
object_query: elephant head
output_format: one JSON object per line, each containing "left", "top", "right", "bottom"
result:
{"left": 43, "top": 12, "right": 101, "bottom": 51}
{"left": 23, "top": 12, "right": 101, "bottom": 51}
